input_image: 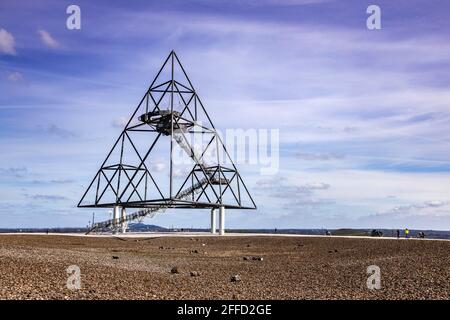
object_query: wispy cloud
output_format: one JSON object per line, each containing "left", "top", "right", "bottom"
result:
{"left": 295, "top": 153, "right": 344, "bottom": 161}
{"left": 376, "top": 200, "right": 450, "bottom": 218}
{"left": 256, "top": 175, "right": 331, "bottom": 209}
{"left": 151, "top": 161, "right": 166, "bottom": 172}
{"left": 37, "top": 124, "right": 77, "bottom": 138}
{"left": 354, "top": 200, "right": 450, "bottom": 229}
{"left": 172, "top": 166, "right": 191, "bottom": 178}
{"left": 26, "top": 194, "right": 69, "bottom": 201}
{"left": 6, "top": 71, "right": 24, "bottom": 82}
{"left": 0, "top": 167, "right": 28, "bottom": 178}
{"left": 0, "top": 28, "right": 16, "bottom": 55}
{"left": 111, "top": 116, "right": 128, "bottom": 129}
{"left": 37, "top": 29, "right": 59, "bottom": 48}
{"left": 31, "top": 179, "right": 74, "bottom": 185}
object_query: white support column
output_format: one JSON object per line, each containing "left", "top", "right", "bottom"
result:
{"left": 113, "top": 205, "right": 121, "bottom": 234}
{"left": 121, "top": 207, "right": 127, "bottom": 233}
{"left": 219, "top": 206, "right": 225, "bottom": 236}
{"left": 210, "top": 208, "right": 216, "bottom": 234}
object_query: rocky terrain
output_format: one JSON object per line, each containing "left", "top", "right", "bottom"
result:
{"left": 0, "top": 234, "right": 448, "bottom": 299}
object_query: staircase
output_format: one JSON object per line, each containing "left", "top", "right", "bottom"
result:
{"left": 86, "top": 125, "right": 214, "bottom": 234}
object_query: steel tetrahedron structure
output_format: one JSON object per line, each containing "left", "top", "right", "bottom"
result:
{"left": 78, "top": 51, "right": 256, "bottom": 234}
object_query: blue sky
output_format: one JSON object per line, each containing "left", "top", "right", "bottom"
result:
{"left": 1, "top": 0, "right": 450, "bottom": 230}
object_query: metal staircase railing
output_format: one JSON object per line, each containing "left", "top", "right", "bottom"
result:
{"left": 86, "top": 126, "right": 214, "bottom": 234}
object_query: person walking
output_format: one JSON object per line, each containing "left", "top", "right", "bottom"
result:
{"left": 396, "top": 229, "right": 400, "bottom": 238}
{"left": 405, "top": 228, "right": 409, "bottom": 239}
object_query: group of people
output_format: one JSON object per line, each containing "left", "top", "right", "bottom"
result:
{"left": 396, "top": 228, "right": 425, "bottom": 239}
{"left": 321, "top": 228, "right": 425, "bottom": 238}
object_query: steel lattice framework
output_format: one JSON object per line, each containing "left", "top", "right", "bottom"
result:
{"left": 78, "top": 51, "right": 256, "bottom": 214}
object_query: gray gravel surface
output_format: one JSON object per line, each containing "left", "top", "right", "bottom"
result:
{"left": 0, "top": 235, "right": 448, "bottom": 300}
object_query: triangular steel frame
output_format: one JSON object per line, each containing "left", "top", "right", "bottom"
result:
{"left": 78, "top": 51, "right": 256, "bottom": 210}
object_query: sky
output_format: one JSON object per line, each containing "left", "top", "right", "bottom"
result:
{"left": 1, "top": 0, "right": 450, "bottom": 230}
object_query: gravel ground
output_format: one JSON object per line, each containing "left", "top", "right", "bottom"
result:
{"left": 0, "top": 234, "right": 448, "bottom": 300}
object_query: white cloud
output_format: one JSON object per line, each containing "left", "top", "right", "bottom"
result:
{"left": 256, "top": 176, "right": 287, "bottom": 188}
{"left": 377, "top": 201, "right": 450, "bottom": 218}
{"left": 37, "top": 30, "right": 59, "bottom": 48}
{"left": 7, "top": 71, "right": 24, "bottom": 82}
{"left": 0, "top": 28, "right": 16, "bottom": 55}
{"left": 172, "top": 167, "right": 191, "bottom": 178}
{"left": 38, "top": 124, "right": 77, "bottom": 138}
{"left": 111, "top": 116, "right": 128, "bottom": 128}
{"left": 353, "top": 200, "right": 450, "bottom": 229}
{"left": 256, "top": 175, "right": 331, "bottom": 209}
{"left": 295, "top": 153, "right": 344, "bottom": 161}
{"left": 151, "top": 161, "right": 166, "bottom": 172}
{"left": 0, "top": 167, "right": 28, "bottom": 178}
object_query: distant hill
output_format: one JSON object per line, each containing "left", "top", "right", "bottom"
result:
{"left": 127, "top": 223, "right": 168, "bottom": 232}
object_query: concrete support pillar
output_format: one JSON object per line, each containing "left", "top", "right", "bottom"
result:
{"left": 121, "top": 207, "right": 127, "bottom": 233}
{"left": 219, "top": 206, "right": 225, "bottom": 236}
{"left": 113, "top": 205, "right": 121, "bottom": 234}
{"left": 210, "top": 208, "right": 216, "bottom": 234}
